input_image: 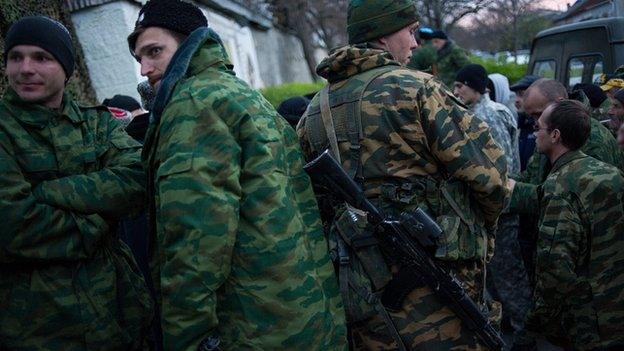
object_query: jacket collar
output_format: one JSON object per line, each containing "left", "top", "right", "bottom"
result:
{"left": 315, "top": 44, "right": 400, "bottom": 83}
{"left": 551, "top": 149, "right": 586, "bottom": 174}
{"left": 2, "top": 89, "right": 83, "bottom": 127}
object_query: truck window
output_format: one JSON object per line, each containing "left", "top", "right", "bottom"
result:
{"left": 567, "top": 55, "right": 603, "bottom": 87}
{"left": 533, "top": 60, "right": 556, "bottom": 79}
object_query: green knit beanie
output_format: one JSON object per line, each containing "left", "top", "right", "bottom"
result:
{"left": 347, "top": 0, "right": 419, "bottom": 44}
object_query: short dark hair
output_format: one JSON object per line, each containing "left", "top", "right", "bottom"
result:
{"left": 545, "top": 99, "right": 590, "bottom": 150}
{"left": 129, "top": 27, "right": 187, "bottom": 55}
{"left": 530, "top": 78, "right": 568, "bottom": 102}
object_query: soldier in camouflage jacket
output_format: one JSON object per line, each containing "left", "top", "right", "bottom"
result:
{"left": 127, "top": 1, "right": 346, "bottom": 350}
{"left": 0, "top": 16, "right": 153, "bottom": 350}
{"left": 298, "top": 1, "right": 510, "bottom": 349}
{"left": 515, "top": 100, "right": 624, "bottom": 349}
{"left": 509, "top": 80, "right": 623, "bottom": 215}
{"left": 430, "top": 31, "right": 471, "bottom": 88}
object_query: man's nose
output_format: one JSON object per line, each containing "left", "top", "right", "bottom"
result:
{"left": 140, "top": 60, "right": 154, "bottom": 77}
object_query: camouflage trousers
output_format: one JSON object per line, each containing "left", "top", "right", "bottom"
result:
{"left": 350, "top": 261, "right": 495, "bottom": 350}
{"left": 487, "top": 214, "right": 532, "bottom": 333}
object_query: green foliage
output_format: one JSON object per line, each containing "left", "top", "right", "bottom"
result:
{"left": 260, "top": 81, "right": 325, "bottom": 107}
{"left": 471, "top": 56, "right": 527, "bottom": 85}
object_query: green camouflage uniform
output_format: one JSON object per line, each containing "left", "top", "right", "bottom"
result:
{"left": 142, "top": 28, "right": 346, "bottom": 351}
{"left": 436, "top": 41, "right": 471, "bottom": 88}
{"left": 510, "top": 110, "right": 623, "bottom": 215}
{"left": 297, "top": 44, "right": 509, "bottom": 350}
{"left": 525, "top": 150, "right": 624, "bottom": 349}
{"left": 0, "top": 90, "right": 154, "bottom": 350}
{"left": 407, "top": 40, "right": 437, "bottom": 74}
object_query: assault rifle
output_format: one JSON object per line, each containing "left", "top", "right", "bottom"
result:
{"left": 304, "top": 150, "right": 505, "bottom": 351}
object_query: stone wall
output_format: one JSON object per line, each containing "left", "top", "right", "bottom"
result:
{"left": 71, "top": 1, "right": 143, "bottom": 102}
{"left": 251, "top": 28, "right": 313, "bottom": 87}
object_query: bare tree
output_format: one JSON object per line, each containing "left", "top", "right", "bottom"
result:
{"left": 416, "top": 0, "right": 495, "bottom": 31}
{"left": 487, "top": 0, "right": 543, "bottom": 60}
{"left": 243, "top": 0, "right": 347, "bottom": 80}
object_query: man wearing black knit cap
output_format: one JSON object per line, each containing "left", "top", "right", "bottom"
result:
{"left": 127, "top": 1, "right": 346, "bottom": 351}
{"left": 455, "top": 64, "right": 531, "bottom": 337}
{"left": 0, "top": 15, "right": 154, "bottom": 350}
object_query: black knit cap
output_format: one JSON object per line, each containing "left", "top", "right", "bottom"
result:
{"left": 456, "top": 64, "right": 487, "bottom": 94}
{"left": 4, "top": 16, "right": 75, "bottom": 78}
{"left": 103, "top": 94, "right": 142, "bottom": 112}
{"left": 128, "top": 0, "right": 208, "bottom": 52}
{"left": 571, "top": 83, "right": 607, "bottom": 108}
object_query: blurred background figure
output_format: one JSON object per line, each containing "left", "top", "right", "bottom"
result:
{"left": 488, "top": 73, "right": 518, "bottom": 121}
{"left": 618, "top": 123, "right": 624, "bottom": 150}
{"left": 510, "top": 75, "right": 540, "bottom": 172}
{"left": 570, "top": 83, "right": 609, "bottom": 123}
{"left": 599, "top": 65, "right": 624, "bottom": 98}
{"left": 407, "top": 26, "right": 437, "bottom": 74}
{"left": 103, "top": 94, "right": 146, "bottom": 129}
{"left": 277, "top": 95, "right": 310, "bottom": 128}
{"left": 430, "top": 29, "right": 470, "bottom": 87}
{"left": 608, "top": 89, "right": 624, "bottom": 132}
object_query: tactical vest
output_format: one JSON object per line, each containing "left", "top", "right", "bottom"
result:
{"left": 304, "top": 66, "right": 490, "bottom": 350}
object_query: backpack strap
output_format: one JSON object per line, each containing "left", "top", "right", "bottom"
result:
{"left": 319, "top": 85, "right": 342, "bottom": 163}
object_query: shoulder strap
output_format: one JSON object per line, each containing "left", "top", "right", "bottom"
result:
{"left": 319, "top": 85, "right": 341, "bottom": 163}
{"left": 350, "top": 66, "right": 397, "bottom": 182}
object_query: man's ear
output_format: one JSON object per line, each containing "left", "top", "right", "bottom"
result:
{"left": 551, "top": 128, "right": 561, "bottom": 143}
{"left": 376, "top": 36, "right": 388, "bottom": 47}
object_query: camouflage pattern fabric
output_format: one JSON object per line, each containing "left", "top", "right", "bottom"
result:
{"left": 471, "top": 94, "right": 520, "bottom": 175}
{"left": 350, "top": 262, "right": 487, "bottom": 350}
{"left": 0, "top": 90, "right": 154, "bottom": 350}
{"left": 525, "top": 150, "right": 624, "bottom": 350}
{"left": 407, "top": 40, "right": 437, "bottom": 73}
{"left": 486, "top": 215, "right": 531, "bottom": 333}
{"left": 435, "top": 41, "right": 471, "bottom": 88}
{"left": 297, "top": 44, "right": 510, "bottom": 350}
{"left": 470, "top": 95, "right": 530, "bottom": 333}
{"left": 142, "top": 28, "right": 346, "bottom": 351}
{"left": 509, "top": 111, "right": 624, "bottom": 215}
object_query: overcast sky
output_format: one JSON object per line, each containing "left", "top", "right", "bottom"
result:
{"left": 541, "top": 0, "right": 574, "bottom": 11}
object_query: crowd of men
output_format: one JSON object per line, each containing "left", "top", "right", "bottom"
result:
{"left": 1, "top": 0, "right": 623, "bottom": 350}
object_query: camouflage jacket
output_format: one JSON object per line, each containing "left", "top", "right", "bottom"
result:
{"left": 0, "top": 90, "right": 153, "bottom": 350}
{"left": 526, "top": 150, "right": 624, "bottom": 349}
{"left": 143, "top": 28, "right": 346, "bottom": 351}
{"left": 297, "top": 44, "right": 509, "bottom": 350}
{"left": 407, "top": 40, "right": 437, "bottom": 73}
{"left": 436, "top": 41, "right": 471, "bottom": 88}
{"left": 299, "top": 44, "right": 509, "bottom": 230}
{"left": 510, "top": 111, "right": 624, "bottom": 214}
{"left": 471, "top": 94, "right": 521, "bottom": 174}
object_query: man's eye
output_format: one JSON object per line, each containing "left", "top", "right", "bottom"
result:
{"left": 149, "top": 47, "right": 162, "bottom": 56}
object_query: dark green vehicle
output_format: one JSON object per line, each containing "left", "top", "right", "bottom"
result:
{"left": 528, "top": 17, "right": 624, "bottom": 88}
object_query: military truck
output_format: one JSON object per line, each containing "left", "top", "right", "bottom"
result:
{"left": 527, "top": 17, "right": 624, "bottom": 88}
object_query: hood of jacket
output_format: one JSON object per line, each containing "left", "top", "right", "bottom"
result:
{"left": 315, "top": 44, "right": 401, "bottom": 83}
{"left": 488, "top": 73, "right": 511, "bottom": 105}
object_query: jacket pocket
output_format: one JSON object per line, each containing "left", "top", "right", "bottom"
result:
{"left": 156, "top": 152, "right": 194, "bottom": 180}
